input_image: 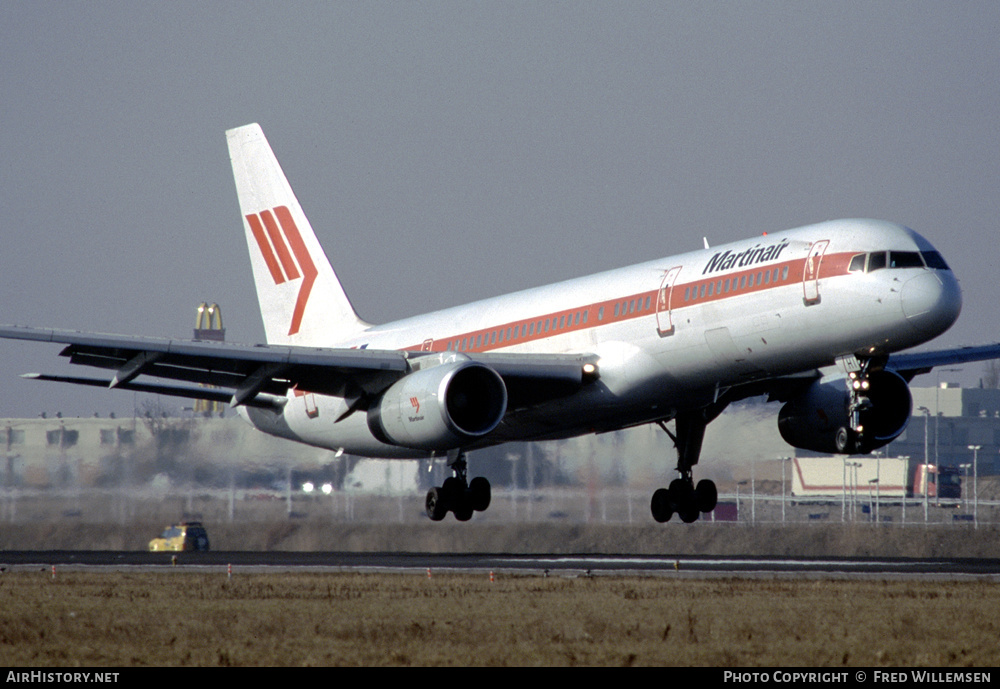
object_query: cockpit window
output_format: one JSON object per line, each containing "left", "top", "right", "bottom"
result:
{"left": 921, "top": 251, "right": 950, "bottom": 270}
{"left": 866, "top": 251, "right": 887, "bottom": 272}
{"left": 889, "top": 251, "right": 925, "bottom": 269}
{"left": 857, "top": 249, "right": 944, "bottom": 273}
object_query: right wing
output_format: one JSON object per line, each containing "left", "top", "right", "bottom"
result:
{"left": 886, "top": 342, "right": 1000, "bottom": 380}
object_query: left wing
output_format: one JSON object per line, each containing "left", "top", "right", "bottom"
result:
{"left": 0, "top": 325, "right": 598, "bottom": 411}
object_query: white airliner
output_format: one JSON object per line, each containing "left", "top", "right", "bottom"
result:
{"left": 3, "top": 123, "right": 999, "bottom": 523}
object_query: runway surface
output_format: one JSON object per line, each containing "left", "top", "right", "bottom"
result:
{"left": 3, "top": 551, "right": 1000, "bottom": 578}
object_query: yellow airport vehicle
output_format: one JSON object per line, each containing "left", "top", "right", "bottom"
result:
{"left": 148, "top": 522, "right": 210, "bottom": 552}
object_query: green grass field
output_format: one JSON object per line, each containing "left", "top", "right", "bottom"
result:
{"left": 2, "top": 570, "right": 998, "bottom": 666}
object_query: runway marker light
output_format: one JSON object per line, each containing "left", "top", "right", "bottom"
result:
{"left": 489, "top": 571, "right": 494, "bottom": 583}
{"left": 426, "top": 568, "right": 432, "bottom": 579}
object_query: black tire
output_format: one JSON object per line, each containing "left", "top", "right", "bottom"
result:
{"left": 695, "top": 479, "right": 718, "bottom": 513}
{"left": 835, "top": 426, "right": 851, "bottom": 453}
{"left": 651, "top": 487, "right": 673, "bottom": 523}
{"left": 679, "top": 508, "right": 700, "bottom": 523}
{"left": 453, "top": 503, "right": 474, "bottom": 521}
{"left": 670, "top": 478, "right": 699, "bottom": 523}
{"left": 668, "top": 478, "right": 693, "bottom": 511}
{"left": 469, "top": 476, "right": 491, "bottom": 512}
{"left": 425, "top": 488, "right": 448, "bottom": 521}
{"left": 442, "top": 476, "right": 463, "bottom": 501}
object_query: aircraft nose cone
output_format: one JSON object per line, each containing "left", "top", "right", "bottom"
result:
{"left": 901, "top": 271, "right": 962, "bottom": 335}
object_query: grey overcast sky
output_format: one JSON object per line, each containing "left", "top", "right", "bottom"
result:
{"left": 1, "top": 1, "right": 999, "bottom": 418}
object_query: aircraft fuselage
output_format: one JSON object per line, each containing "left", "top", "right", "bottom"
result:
{"left": 244, "top": 218, "right": 962, "bottom": 458}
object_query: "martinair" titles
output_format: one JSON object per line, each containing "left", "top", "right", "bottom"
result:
{"left": 702, "top": 239, "right": 790, "bottom": 275}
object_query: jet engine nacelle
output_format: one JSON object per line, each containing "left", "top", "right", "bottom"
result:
{"left": 777, "top": 369, "right": 912, "bottom": 454}
{"left": 367, "top": 360, "right": 507, "bottom": 451}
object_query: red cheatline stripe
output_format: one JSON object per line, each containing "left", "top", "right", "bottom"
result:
{"left": 246, "top": 214, "right": 286, "bottom": 284}
{"left": 399, "top": 251, "right": 857, "bottom": 353}
{"left": 260, "top": 209, "right": 300, "bottom": 282}
{"left": 274, "top": 206, "right": 318, "bottom": 336}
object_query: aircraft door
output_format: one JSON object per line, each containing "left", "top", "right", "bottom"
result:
{"left": 655, "top": 266, "right": 683, "bottom": 336}
{"left": 802, "top": 240, "right": 829, "bottom": 305}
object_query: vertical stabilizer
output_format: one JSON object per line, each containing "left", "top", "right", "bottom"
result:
{"left": 226, "top": 123, "right": 370, "bottom": 345}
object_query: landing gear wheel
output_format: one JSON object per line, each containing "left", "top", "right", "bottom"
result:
{"left": 453, "top": 499, "right": 474, "bottom": 521}
{"left": 695, "top": 479, "right": 718, "bottom": 513}
{"left": 442, "top": 476, "right": 463, "bottom": 502}
{"left": 469, "top": 476, "right": 491, "bottom": 512}
{"left": 669, "top": 478, "right": 692, "bottom": 507}
{"left": 835, "top": 426, "right": 851, "bottom": 453}
{"left": 651, "top": 487, "right": 673, "bottom": 523}
{"left": 425, "top": 488, "right": 448, "bottom": 521}
{"left": 670, "top": 478, "right": 699, "bottom": 523}
{"left": 427, "top": 453, "right": 492, "bottom": 521}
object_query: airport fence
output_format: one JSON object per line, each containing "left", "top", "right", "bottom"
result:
{"left": 1, "top": 485, "right": 997, "bottom": 528}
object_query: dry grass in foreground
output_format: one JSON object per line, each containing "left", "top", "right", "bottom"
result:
{"left": 1, "top": 571, "right": 998, "bottom": 666}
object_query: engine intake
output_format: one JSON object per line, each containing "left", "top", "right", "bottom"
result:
{"left": 368, "top": 360, "right": 507, "bottom": 451}
{"left": 778, "top": 369, "right": 912, "bottom": 454}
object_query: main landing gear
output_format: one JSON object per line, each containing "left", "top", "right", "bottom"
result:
{"left": 425, "top": 452, "right": 491, "bottom": 522}
{"left": 649, "top": 412, "right": 719, "bottom": 523}
{"left": 650, "top": 475, "right": 718, "bottom": 523}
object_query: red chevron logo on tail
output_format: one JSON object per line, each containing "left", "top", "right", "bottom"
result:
{"left": 245, "top": 206, "right": 318, "bottom": 335}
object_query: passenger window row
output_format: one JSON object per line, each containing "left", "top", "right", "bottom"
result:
{"left": 682, "top": 265, "right": 791, "bottom": 303}
{"left": 447, "top": 308, "right": 592, "bottom": 352}
{"left": 442, "top": 285, "right": 668, "bottom": 353}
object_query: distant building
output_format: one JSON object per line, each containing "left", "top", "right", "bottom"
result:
{"left": 886, "top": 384, "right": 1000, "bottom": 474}
{"left": 1, "top": 415, "right": 337, "bottom": 489}
{"left": 910, "top": 383, "right": 1000, "bottom": 419}
{"left": 4, "top": 384, "right": 997, "bottom": 492}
